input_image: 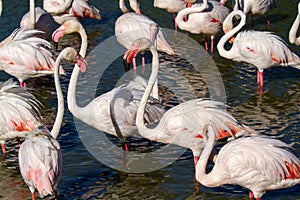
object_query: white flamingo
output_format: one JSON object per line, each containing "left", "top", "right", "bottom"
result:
{"left": 196, "top": 124, "right": 300, "bottom": 200}
{"left": 115, "top": 0, "right": 174, "bottom": 69}
{"left": 229, "top": 0, "right": 276, "bottom": 27}
{"left": 52, "top": 20, "right": 165, "bottom": 150}
{"left": 0, "top": 28, "right": 64, "bottom": 87}
{"left": 217, "top": 10, "right": 300, "bottom": 90}
{"left": 125, "top": 37, "right": 255, "bottom": 165}
{"left": 18, "top": 47, "right": 87, "bottom": 200}
{"left": 0, "top": 79, "right": 42, "bottom": 154}
{"left": 289, "top": 2, "right": 300, "bottom": 46}
{"left": 119, "top": 0, "right": 141, "bottom": 14}
{"left": 175, "top": 0, "right": 230, "bottom": 53}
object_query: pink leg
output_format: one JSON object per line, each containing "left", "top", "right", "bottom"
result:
{"left": 1, "top": 143, "right": 6, "bottom": 154}
{"left": 122, "top": 143, "right": 129, "bottom": 151}
{"left": 266, "top": 15, "right": 271, "bottom": 29}
{"left": 31, "top": 192, "right": 35, "bottom": 200}
{"left": 193, "top": 155, "right": 199, "bottom": 168}
{"left": 249, "top": 191, "right": 254, "bottom": 199}
{"left": 204, "top": 37, "right": 208, "bottom": 52}
{"left": 142, "top": 54, "right": 145, "bottom": 67}
{"left": 210, "top": 36, "right": 215, "bottom": 54}
{"left": 257, "top": 70, "right": 264, "bottom": 87}
{"left": 54, "top": 191, "right": 58, "bottom": 200}
{"left": 174, "top": 14, "right": 178, "bottom": 31}
{"left": 133, "top": 57, "right": 137, "bottom": 70}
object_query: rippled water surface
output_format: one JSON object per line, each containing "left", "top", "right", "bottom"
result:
{"left": 0, "top": 0, "right": 300, "bottom": 199}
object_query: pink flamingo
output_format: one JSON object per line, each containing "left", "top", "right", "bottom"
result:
{"left": 228, "top": 0, "right": 276, "bottom": 27}
{"left": 289, "top": 2, "right": 300, "bottom": 46}
{"left": 43, "top": 0, "right": 101, "bottom": 24}
{"left": 124, "top": 37, "right": 256, "bottom": 165}
{"left": 217, "top": 10, "right": 300, "bottom": 91}
{"left": 0, "top": 79, "right": 42, "bottom": 154}
{"left": 175, "top": 0, "right": 230, "bottom": 53}
{"left": 196, "top": 124, "right": 300, "bottom": 200}
{"left": 115, "top": 0, "right": 174, "bottom": 69}
{"left": 18, "top": 47, "right": 87, "bottom": 200}
{"left": 52, "top": 20, "right": 165, "bottom": 150}
{"left": 119, "top": 0, "right": 141, "bottom": 14}
{"left": 0, "top": 28, "right": 65, "bottom": 87}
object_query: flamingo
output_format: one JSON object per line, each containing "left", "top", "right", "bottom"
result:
{"left": 217, "top": 10, "right": 300, "bottom": 91}
{"left": 115, "top": 0, "right": 174, "bottom": 69}
{"left": 196, "top": 124, "right": 300, "bottom": 200}
{"left": 0, "top": 79, "right": 42, "bottom": 154}
{"left": 52, "top": 19, "right": 165, "bottom": 150}
{"left": 43, "top": 0, "right": 101, "bottom": 24}
{"left": 124, "top": 37, "right": 256, "bottom": 165}
{"left": 175, "top": 0, "right": 230, "bottom": 53}
{"left": 229, "top": 0, "right": 276, "bottom": 27}
{"left": 18, "top": 47, "right": 87, "bottom": 200}
{"left": 289, "top": 2, "right": 300, "bottom": 46}
{"left": 0, "top": 28, "right": 65, "bottom": 87}
{"left": 153, "top": 0, "right": 194, "bottom": 31}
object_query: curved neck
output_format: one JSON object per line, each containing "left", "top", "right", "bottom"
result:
{"left": 119, "top": 0, "right": 141, "bottom": 14}
{"left": 289, "top": 13, "right": 300, "bottom": 45}
{"left": 119, "top": 0, "right": 129, "bottom": 13}
{"left": 175, "top": 0, "right": 208, "bottom": 29}
{"left": 51, "top": 53, "right": 64, "bottom": 139}
{"left": 195, "top": 125, "right": 216, "bottom": 186}
{"left": 29, "top": 0, "right": 35, "bottom": 29}
{"left": 136, "top": 46, "right": 161, "bottom": 140}
{"left": 67, "top": 25, "right": 88, "bottom": 116}
{"left": 217, "top": 11, "right": 246, "bottom": 59}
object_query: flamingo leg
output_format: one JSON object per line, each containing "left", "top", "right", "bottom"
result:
{"left": 1, "top": 143, "right": 6, "bottom": 154}
{"left": 257, "top": 70, "right": 264, "bottom": 87}
{"left": 204, "top": 37, "right": 208, "bottom": 52}
{"left": 133, "top": 57, "right": 137, "bottom": 70}
{"left": 174, "top": 14, "right": 178, "bottom": 31}
{"left": 31, "top": 192, "right": 35, "bottom": 200}
{"left": 142, "top": 54, "right": 145, "bottom": 67}
{"left": 250, "top": 15, "right": 254, "bottom": 28}
{"left": 249, "top": 191, "right": 254, "bottom": 199}
{"left": 54, "top": 191, "right": 58, "bottom": 200}
{"left": 265, "top": 15, "right": 271, "bottom": 29}
{"left": 210, "top": 35, "right": 215, "bottom": 54}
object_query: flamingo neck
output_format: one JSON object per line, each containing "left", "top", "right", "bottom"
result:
{"left": 67, "top": 25, "right": 88, "bottom": 118}
{"left": 51, "top": 54, "right": 64, "bottom": 139}
{"left": 119, "top": 0, "right": 129, "bottom": 13}
{"left": 175, "top": 0, "right": 208, "bottom": 29}
{"left": 217, "top": 10, "right": 246, "bottom": 60}
{"left": 29, "top": 0, "right": 35, "bottom": 29}
{"left": 136, "top": 47, "right": 162, "bottom": 141}
{"left": 289, "top": 13, "right": 300, "bottom": 45}
{"left": 194, "top": 126, "right": 217, "bottom": 186}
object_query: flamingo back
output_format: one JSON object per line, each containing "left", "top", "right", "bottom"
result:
{"left": 154, "top": 0, "right": 186, "bottom": 14}
{"left": 69, "top": 0, "right": 101, "bottom": 20}
{"left": 0, "top": 79, "right": 41, "bottom": 135}
{"left": 19, "top": 127, "right": 62, "bottom": 198}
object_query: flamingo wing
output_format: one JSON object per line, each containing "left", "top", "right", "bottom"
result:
{"left": 0, "top": 79, "right": 41, "bottom": 135}
{"left": 0, "top": 29, "right": 61, "bottom": 81}
{"left": 69, "top": 0, "right": 101, "bottom": 20}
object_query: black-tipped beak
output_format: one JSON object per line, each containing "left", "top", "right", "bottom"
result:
{"left": 123, "top": 58, "right": 131, "bottom": 72}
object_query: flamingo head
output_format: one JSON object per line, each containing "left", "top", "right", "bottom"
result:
{"left": 123, "top": 38, "right": 153, "bottom": 64}
{"left": 63, "top": 47, "right": 87, "bottom": 73}
{"left": 220, "top": 0, "right": 227, "bottom": 6}
{"left": 52, "top": 20, "right": 81, "bottom": 42}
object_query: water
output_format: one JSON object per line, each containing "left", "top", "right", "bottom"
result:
{"left": 0, "top": 0, "right": 300, "bottom": 199}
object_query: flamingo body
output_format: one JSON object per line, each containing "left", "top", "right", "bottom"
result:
{"left": 234, "top": 0, "right": 276, "bottom": 16}
{"left": 154, "top": 0, "right": 186, "bottom": 14}
{"left": 0, "top": 29, "right": 64, "bottom": 85}
{"left": 217, "top": 10, "right": 300, "bottom": 88}
{"left": 196, "top": 130, "right": 300, "bottom": 199}
{"left": 0, "top": 79, "right": 41, "bottom": 153}
{"left": 19, "top": 127, "right": 62, "bottom": 198}
{"left": 115, "top": 13, "right": 174, "bottom": 55}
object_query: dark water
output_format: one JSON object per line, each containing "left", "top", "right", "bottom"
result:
{"left": 0, "top": 0, "right": 300, "bottom": 199}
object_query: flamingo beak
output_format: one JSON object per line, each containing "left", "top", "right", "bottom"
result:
{"left": 229, "top": 36, "right": 235, "bottom": 44}
{"left": 52, "top": 25, "right": 66, "bottom": 43}
{"left": 76, "top": 54, "right": 87, "bottom": 73}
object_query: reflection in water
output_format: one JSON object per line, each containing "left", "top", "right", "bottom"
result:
{"left": 0, "top": 0, "right": 299, "bottom": 199}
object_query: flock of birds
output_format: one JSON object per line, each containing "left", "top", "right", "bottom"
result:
{"left": 0, "top": 0, "right": 299, "bottom": 199}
